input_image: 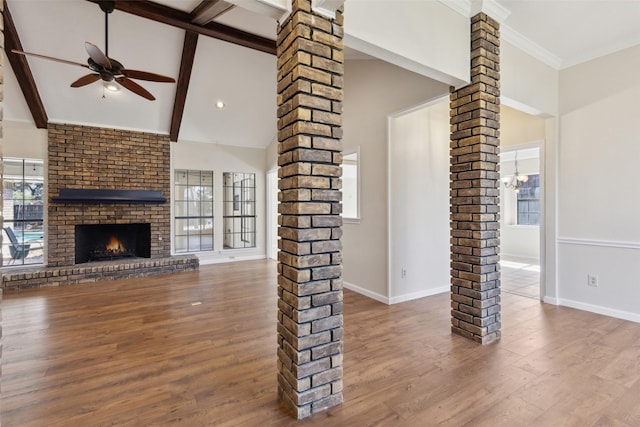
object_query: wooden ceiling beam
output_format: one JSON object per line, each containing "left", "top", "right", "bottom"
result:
{"left": 170, "top": 31, "right": 198, "bottom": 142}
{"left": 190, "top": 0, "right": 235, "bottom": 25}
{"left": 86, "top": 0, "right": 275, "bottom": 55}
{"left": 3, "top": 1, "right": 48, "bottom": 129}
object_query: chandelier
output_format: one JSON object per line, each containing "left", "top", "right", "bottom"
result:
{"left": 503, "top": 151, "right": 528, "bottom": 193}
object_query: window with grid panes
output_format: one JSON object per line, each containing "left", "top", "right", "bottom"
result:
{"left": 222, "top": 172, "right": 256, "bottom": 249}
{"left": 174, "top": 170, "right": 214, "bottom": 252}
{"left": 2, "top": 158, "right": 45, "bottom": 266}
{"left": 517, "top": 174, "right": 540, "bottom": 226}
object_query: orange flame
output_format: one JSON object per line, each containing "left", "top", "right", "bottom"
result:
{"left": 106, "top": 236, "right": 126, "bottom": 253}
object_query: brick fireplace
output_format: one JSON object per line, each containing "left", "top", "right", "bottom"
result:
{"left": 3, "top": 123, "right": 198, "bottom": 289}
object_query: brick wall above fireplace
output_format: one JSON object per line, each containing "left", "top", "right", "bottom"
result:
{"left": 47, "top": 123, "right": 172, "bottom": 267}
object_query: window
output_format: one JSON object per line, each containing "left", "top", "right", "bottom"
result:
{"left": 342, "top": 149, "right": 359, "bottom": 221}
{"left": 174, "top": 170, "right": 214, "bottom": 252}
{"left": 2, "top": 158, "right": 44, "bottom": 266}
{"left": 517, "top": 174, "right": 540, "bottom": 225}
{"left": 223, "top": 172, "right": 256, "bottom": 249}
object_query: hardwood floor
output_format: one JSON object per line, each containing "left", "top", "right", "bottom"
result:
{"left": 3, "top": 259, "right": 640, "bottom": 426}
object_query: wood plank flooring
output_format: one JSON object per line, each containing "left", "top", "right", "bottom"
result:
{"left": 2, "top": 259, "right": 640, "bottom": 426}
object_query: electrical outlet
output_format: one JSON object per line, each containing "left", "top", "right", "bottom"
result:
{"left": 587, "top": 274, "right": 599, "bottom": 287}
{"left": 401, "top": 268, "right": 406, "bottom": 279}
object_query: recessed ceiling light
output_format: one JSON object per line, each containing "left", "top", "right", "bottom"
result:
{"left": 215, "top": 101, "right": 225, "bottom": 109}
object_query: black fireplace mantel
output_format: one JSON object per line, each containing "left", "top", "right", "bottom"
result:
{"left": 51, "top": 189, "right": 166, "bottom": 204}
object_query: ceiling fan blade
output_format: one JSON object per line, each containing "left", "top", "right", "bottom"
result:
{"left": 70, "top": 74, "right": 101, "bottom": 88}
{"left": 116, "top": 77, "right": 155, "bottom": 101}
{"left": 11, "top": 49, "right": 90, "bottom": 69}
{"left": 121, "top": 69, "right": 176, "bottom": 83}
{"left": 85, "top": 42, "right": 111, "bottom": 68}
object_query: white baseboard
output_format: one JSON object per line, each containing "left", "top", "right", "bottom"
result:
{"left": 344, "top": 282, "right": 449, "bottom": 305}
{"left": 388, "top": 286, "right": 450, "bottom": 304}
{"left": 500, "top": 254, "right": 540, "bottom": 265}
{"left": 543, "top": 296, "right": 559, "bottom": 305}
{"left": 344, "top": 281, "right": 389, "bottom": 304}
{"left": 198, "top": 254, "right": 266, "bottom": 265}
{"left": 556, "top": 298, "right": 640, "bottom": 324}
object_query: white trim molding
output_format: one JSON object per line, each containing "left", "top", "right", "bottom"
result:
{"left": 439, "top": 0, "right": 510, "bottom": 24}
{"left": 344, "top": 281, "right": 388, "bottom": 304}
{"left": 312, "top": 0, "right": 345, "bottom": 19}
{"left": 344, "top": 281, "right": 450, "bottom": 306}
{"left": 439, "top": 0, "right": 563, "bottom": 70}
{"left": 438, "top": 0, "right": 472, "bottom": 17}
{"left": 501, "top": 24, "right": 562, "bottom": 70}
{"left": 557, "top": 237, "right": 640, "bottom": 251}
{"left": 388, "top": 287, "right": 450, "bottom": 305}
{"left": 556, "top": 298, "right": 640, "bottom": 324}
{"left": 470, "top": 0, "right": 510, "bottom": 24}
{"left": 197, "top": 253, "right": 267, "bottom": 265}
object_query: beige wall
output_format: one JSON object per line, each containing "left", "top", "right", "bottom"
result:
{"left": 345, "top": 0, "right": 469, "bottom": 86}
{"left": 501, "top": 41, "right": 559, "bottom": 117}
{"left": 342, "top": 59, "right": 449, "bottom": 299}
{"left": 3, "top": 121, "right": 47, "bottom": 159}
{"left": 501, "top": 106, "right": 546, "bottom": 148}
{"left": 388, "top": 100, "right": 450, "bottom": 302}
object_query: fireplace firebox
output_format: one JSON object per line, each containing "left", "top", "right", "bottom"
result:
{"left": 75, "top": 223, "right": 151, "bottom": 264}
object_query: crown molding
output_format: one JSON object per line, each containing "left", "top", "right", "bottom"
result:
{"left": 437, "top": 0, "right": 472, "bottom": 17}
{"left": 470, "top": 0, "right": 510, "bottom": 24}
{"left": 501, "top": 24, "right": 562, "bottom": 69}
{"left": 439, "top": 0, "right": 561, "bottom": 70}
{"left": 439, "top": 0, "right": 509, "bottom": 23}
{"left": 561, "top": 35, "right": 640, "bottom": 70}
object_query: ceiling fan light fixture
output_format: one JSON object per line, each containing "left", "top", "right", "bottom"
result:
{"left": 104, "top": 81, "right": 119, "bottom": 92}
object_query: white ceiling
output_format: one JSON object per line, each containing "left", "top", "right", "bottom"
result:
{"left": 4, "top": 0, "right": 640, "bottom": 148}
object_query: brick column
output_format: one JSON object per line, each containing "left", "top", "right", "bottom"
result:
{"left": 449, "top": 12, "right": 501, "bottom": 345}
{"left": 276, "top": 0, "right": 344, "bottom": 419}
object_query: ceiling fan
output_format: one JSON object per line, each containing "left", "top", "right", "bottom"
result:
{"left": 11, "top": 0, "right": 175, "bottom": 101}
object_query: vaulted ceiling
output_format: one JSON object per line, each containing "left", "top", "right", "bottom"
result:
{"left": 5, "top": 0, "right": 279, "bottom": 148}
{"left": 4, "top": 0, "right": 640, "bottom": 149}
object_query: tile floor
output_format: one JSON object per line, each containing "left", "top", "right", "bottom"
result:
{"left": 501, "top": 259, "right": 540, "bottom": 299}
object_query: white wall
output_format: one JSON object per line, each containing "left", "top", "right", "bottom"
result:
{"left": 557, "top": 44, "right": 640, "bottom": 322}
{"left": 388, "top": 100, "right": 450, "bottom": 303}
{"left": 342, "top": 59, "right": 450, "bottom": 300}
{"left": 172, "top": 141, "right": 267, "bottom": 264}
{"left": 344, "top": 0, "right": 469, "bottom": 87}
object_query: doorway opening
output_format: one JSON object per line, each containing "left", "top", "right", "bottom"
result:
{"left": 499, "top": 145, "right": 542, "bottom": 300}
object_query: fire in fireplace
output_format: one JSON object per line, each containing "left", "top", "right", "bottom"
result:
{"left": 89, "top": 235, "right": 136, "bottom": 261}
{"left": 75, "top": 223, "right": 151, "bottom": 264}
